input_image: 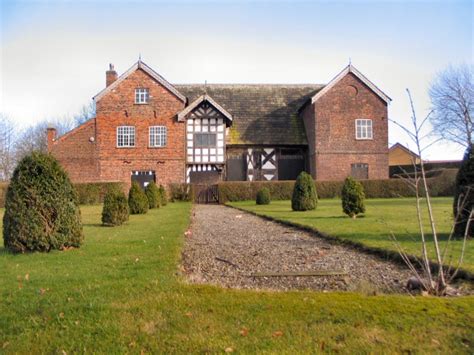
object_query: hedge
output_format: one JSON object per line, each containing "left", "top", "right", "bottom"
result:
{"left": 0, "top": 182, "right": 7, "bottom": 208}
{"left": 217, "top": 171, "right": 457, "bottom": 203}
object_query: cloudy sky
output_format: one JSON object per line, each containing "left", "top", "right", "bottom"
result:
{"left": 1, "top": 0, "right": 472, "bottom": 159}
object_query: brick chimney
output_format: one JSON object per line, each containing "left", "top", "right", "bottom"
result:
{"left": 106, "top": 63, "right": 118, "bottom": 87}
{"left": 46, "top": 127, "right": 57, "bottom": 152}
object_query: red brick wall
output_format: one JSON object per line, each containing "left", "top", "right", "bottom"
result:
{"left": 310, "top": 72, "right": 389, "bottom": 180}
{"left": 300, "top": 103, "right": 316, "bottom": 177}
{"left": 95, "top": 68, "right": 186, "bottom": 189}
{"left": 50, "top": 68, "right": 186, "bottom": 189}
{"left": 49, "top": 120, "right": 100, "bottom": 182}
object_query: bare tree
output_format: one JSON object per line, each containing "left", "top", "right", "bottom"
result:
{"left": 14, "top": 121, "right": 49, "bottom": 160}
{"left": 429, "top": 64, "right": 473, "bottom": 148}
{"left": 74, "top": 101, "right": 95, "bottom": 126}
{"left": 391, "top": 90, "right": 473, "bottom": 296}
{"left": 0, "top": 114, "right": 17, "bottom": 180}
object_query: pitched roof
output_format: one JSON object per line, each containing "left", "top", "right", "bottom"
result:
{"left": 93, "top": 60, "right": 186, "bottom": 102}
{"left": 389, "top": 142, "right": 420, "bottom": 159}
{"left": 177, "top": 94, "right": 233, "bottom": 124}
{"left": 175, "top": 84, "right": 324, "bottom": 145}
{"left": 311, "top": 64, "right": 391, "bottom": 104}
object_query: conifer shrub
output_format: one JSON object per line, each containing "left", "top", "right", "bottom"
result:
{"left": 341, "top": 176, "right": 366, "bottom": 219}
{"left": 102, "top": 190, "right": 129, "bottom": 226}
{"left": 256, "top": 187, "right": 271, "bottom": 205}
{"left": 128, "top": 182, "right": 149, "bottom": 214}
{"left": 159, "top": 184, "right": 168, "bottom": 206}
{"left": 145, "top": 181, "right": 161, "bottom": 209}
{"left": 3, "top": 152, "right": 83, "bottom": 252}
{"left": 291, "top": 172, "right": 317, "bottom": 211}
{"left": 453, "top": 144, "right": 474, "bottom": 237}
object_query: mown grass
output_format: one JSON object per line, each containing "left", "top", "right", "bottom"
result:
{"left": 1, "top": 203, "right": 473, "bottom": 353}
{"left": 230, "top": 197, "right": 474, "bottom": 274}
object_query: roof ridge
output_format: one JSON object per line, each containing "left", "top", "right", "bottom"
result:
{"left": 174, "top": 83, "right": 325, "bottom": 87}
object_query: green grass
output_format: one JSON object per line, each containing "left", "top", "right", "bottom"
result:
{"left": 0, "top": 203, "right": 473, "bottom": 353}
{"left": 230, "top": 198, "right": 474, "bottom": 274}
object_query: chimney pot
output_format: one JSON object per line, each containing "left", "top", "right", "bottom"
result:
{"left": 106, "top": 63, "right": 118, "bottom": 87}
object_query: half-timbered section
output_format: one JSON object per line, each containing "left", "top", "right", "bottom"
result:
{"left": 176, "top": 84, "right": 322, "bottom": 182}
{"left": 177, "top": 95, "right": 233, "bottom": 183}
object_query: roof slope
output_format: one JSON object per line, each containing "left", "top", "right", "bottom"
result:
{"left": 175, "top": 84, "right": 324, "bottom": 145}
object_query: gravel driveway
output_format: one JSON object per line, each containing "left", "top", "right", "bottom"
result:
{"left": 182, "top": 204, "right": 413, "bottom": 293}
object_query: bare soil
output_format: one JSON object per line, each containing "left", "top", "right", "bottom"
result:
{"left": 182, "top": 205, "right": 415, "bottom": 293}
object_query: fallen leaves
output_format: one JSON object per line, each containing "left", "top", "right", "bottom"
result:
{"left": 184, "top": 230, "right": 192, "bottom": 237}
{"left": 239, "top": 327, "right": 249, "bottom": 337}
{"left": 24, "top": 273, "right": 30, "bottom": 281}
{"left": 272, "top": 330, "right": 283, "bottom": 338}
{"left": 140, "top": 321, "right": 156, "bottom": 335}
{"left": 184, "top": 312, "right": 193, "bottom": 318}
{"left": 224, "top": 347, "right": 234, "bottom": 353}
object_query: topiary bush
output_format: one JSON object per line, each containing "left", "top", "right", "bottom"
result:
{"left": 341, "top": 176, "right": 366, "bottom": 219}
{"left": 159, "top": 184, "right": 168, "bottom": 206}
{"left": 256, "top": 187, "right": 271, "bottom": 205}
{"left": 102, "top": 190, "right": 129, "bottom": 226}
{"left": 145, "top": 181, "right": 161, "bottom": 209}
{"left": 3, "top": 152, "right": 83, "bottom": 252}
{"left": 291, "top": 172, "right": 317, "bottom": 211}
{"left": 453, "top": 144, "right": 474, "bottom": 238}
{"left": 128, "top": 182, "right": 149, "bottom": 214}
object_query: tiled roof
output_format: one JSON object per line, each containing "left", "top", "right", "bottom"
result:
{"left": 175, "top": 84, "right": 324, "bottom": 145}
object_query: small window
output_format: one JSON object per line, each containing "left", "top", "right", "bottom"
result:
{"left": 149, "top": 126, "right": 167, "bottom": 147}
{"left": 355, "top": 119, "right": 373, "bottom": 140}
{"left": 194, "top": 133, "right": 217, "bottom": 147}
{"left": 351, "top": 163, "right": 368, "bottom": 179}
{"left": 135, "top": 88, "right": 149, "bottom": 104}
{"left": 117, "top": 126, "right": 135, "bottom": 147}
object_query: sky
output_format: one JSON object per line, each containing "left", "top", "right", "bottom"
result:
{"left": 1, "top": 0, "right": 472, "bottom": 160}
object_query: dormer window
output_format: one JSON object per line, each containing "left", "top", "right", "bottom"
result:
{"left": 135, "top": 88, "right": 149, "bottom": 104}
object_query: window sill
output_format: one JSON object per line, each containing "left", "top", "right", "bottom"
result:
{"left": 134, "top": 102, "right": 149, "bottom": 105}
{"left": 116, "top": 146, "right": 136, "bottom": 148}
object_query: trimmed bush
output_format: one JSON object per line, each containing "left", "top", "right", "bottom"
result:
{"left": 3, "top": 152, "right": 83, "bottom": 252}
{"left": 256, "top": 187, "right": 271, "bottom": 205}
{"left": 128, "top": 182, "right": 149, "bottom": 214}
{"left": 159, "top": 185, "right": 168, "bottom": 206}
{"left": 292, "top": 172, "right": 318, "bottom": 211}
{"left": 102, "top": 190, "right": 129, "bottom": 226}
{"left": 453, "top": 145, "right": 474, "bottom": 237}
{"left": 75, "top": 182, "right": 124, "bottom": 205}
{"left": 145, "top": 181, "right": 161, "bottom": 209}
{"left": 341, "top": 176, "right": 366, "bottom": 219}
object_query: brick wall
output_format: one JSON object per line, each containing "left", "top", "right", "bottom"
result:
{"left": 95, "top": 68, "right": 186, "bottom": 189}
{"left": 49, "top": 67, "right": 186, "bottom": 189}
{"left": 48, "top": 120, "right": 100, "bottom": 182}
{"left": 309, "top": 72, "right": 389, "bottom": 180}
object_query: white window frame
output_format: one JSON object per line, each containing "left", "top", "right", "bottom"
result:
{"left": 117, "top": 126, "right": 135, "bottom": 148}
{"left": 135, "top": 88, "right": 149, "bottom": 104}
{"left": 355, "top": 119, "right": 373, "bottom": 140}
{"left": 149, "top": 126, "right": 167, "bottom": 147}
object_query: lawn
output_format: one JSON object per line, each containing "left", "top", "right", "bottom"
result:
{"left": 230, "top": 198, "right": 474, "bottom": 274}
{"left": 0, "top": 203, "right": 473, "bottom": 353}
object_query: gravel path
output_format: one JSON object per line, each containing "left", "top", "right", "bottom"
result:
{"left": 182, "top": 204, "right": 414, "bottom": 293}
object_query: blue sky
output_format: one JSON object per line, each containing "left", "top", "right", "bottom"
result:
{"left": 1, "top": 0, "right": 472, "bottom": 159}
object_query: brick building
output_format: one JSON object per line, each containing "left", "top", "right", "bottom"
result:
{"left": 47, "top": 60, "right": 391, "bottom": 189}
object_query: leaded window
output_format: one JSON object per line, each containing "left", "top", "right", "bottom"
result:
{"left": 117, "top": 126, "right": 135, "bottom": 147}
{"left": 355, "top": 119, "right": 373, "bottom": 139}
{"left": 149, "top": 126, "right": 167, "bottom": 147}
